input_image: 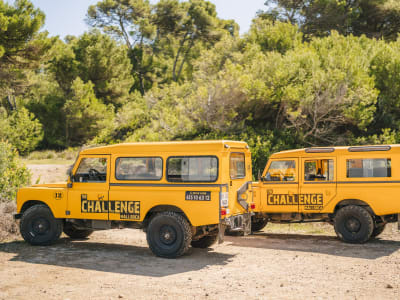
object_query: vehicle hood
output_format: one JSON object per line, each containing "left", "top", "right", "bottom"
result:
{"left": 31, "top": 182, "right": 68, "bottom": 188}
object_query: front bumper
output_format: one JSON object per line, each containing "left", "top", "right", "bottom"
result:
{"left": 13, "top": 213, "right": 22, "bottom": 220}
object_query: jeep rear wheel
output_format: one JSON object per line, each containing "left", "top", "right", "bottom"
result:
{"left": 191, "top": 235, "right": 217, "bottom": 248}
{"left": 146, "top": 212, "right": 192, "bottom": 258}
{"left": 334, "top": 205, "right": 374, "bottom": 243}
{"left": 20, "top": 204, "right": 63, "bottom": 246}
{"left": 63, "top": 222, "right": 93, "bottom": 239}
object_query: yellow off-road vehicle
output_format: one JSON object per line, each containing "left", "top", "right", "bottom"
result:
{"left": 14, "top": 141, "right": 252, "bottom": 258}
{"left": 251, "top": 145, "right": 400, "bottom": 243}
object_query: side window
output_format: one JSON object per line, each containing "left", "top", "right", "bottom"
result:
{"left": 115, "top": 157, "right": 162, "bottom": 180}
{"left": 347, "top": 158, "right": 391, "bottom": 178}
{"left": 304, "top": 159, "right": 334, "bottom": 181}
{"left": 167, "top": 156, "right": 218, "bottom": 182}
{"left": 230, "top": 153, "right": 245, "bottom": 179}
{"left": 265, "top": 160, "right": 296, "bottom": 182}
{"left": 74, "top": 157, "right": 107, "bottom": 182}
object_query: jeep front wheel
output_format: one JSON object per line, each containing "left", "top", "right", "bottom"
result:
{"left": 20, "top": 204, "right": 63, "bottom": 246}
{"left": 146, "top": 212, "right": 192, "bottom": 258}
{"left": 334, "top": 205, "right": 374, "bottom": 243}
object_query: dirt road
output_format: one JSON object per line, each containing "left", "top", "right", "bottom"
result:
{"left": 1, "top": 164, "right": 399, "bottom": 299}
{"left": 0, "top": 225, "right": 399, "bottom": 300}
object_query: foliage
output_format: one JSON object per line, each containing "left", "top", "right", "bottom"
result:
{"left": 0, "top": 106, "right": 43, "bottom": 155}
{"left": 0, "top": 141, "right": 31, "bottom": 202}
{"left": 0, "top": 0, "right": 54, "bottom": 97}
{"left": 262, "top": 0, "right": 400, "bottom": 40}
{"left": 4, "top": 0, "right": 400, "bottom": 178}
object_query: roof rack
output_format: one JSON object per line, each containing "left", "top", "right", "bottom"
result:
{"left": 348, "top": 145, "right": 391, "bottom": 152}
{"left": 305, "top": 147, "right": 335, "bottom": 153}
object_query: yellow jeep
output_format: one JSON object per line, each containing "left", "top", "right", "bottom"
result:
{"left": 15, "top": 141, "right": 252, "bottom": 258}
{"left": 251, "top": 145, "right": 400, "bottom": 243}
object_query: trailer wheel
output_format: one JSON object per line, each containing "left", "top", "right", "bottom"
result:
{"left": 334, "top": 205, "right": 374, "bottom": 243}
{"left": 191, "top": 235, "right": 217, "bottom": 248}
{"left": 146, "top": 212, "right": 192, "bottom": 258}
{"left": 63, "top": 222, "right": 93, "bottom": 239}
{"left": 20, "top": 204, "right": 63, "bottom": 246}
{"left": 371, "top": 223, "right": 386, "bottom": 238}
{"left": 251, "top": 217, "right": 268, "bottom": 232}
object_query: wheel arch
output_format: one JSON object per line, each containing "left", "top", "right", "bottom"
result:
{"left": 143, "top": 205, "right": 191, "bottom": 228}
{"left": 334, "top": 199, "right": 375, "bottom": 216}
{"left": 20, "top": 200, "right": 51, "bottom": 214}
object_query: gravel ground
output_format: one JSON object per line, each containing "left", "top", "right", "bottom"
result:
{"left": 0, "top": 225, "right": 399, "bottom": 300}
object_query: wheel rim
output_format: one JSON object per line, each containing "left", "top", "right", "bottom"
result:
{"left": 31, "top": 217, "right": 50, "bottom": 235}
{"left": 345, "top": 217, "right": 361, "bottom": 233}
{"left": 159, "top": 225, "right": 177, "bottom": 245}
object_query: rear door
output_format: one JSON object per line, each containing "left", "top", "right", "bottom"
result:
{"left": 299, "top": 157, "right": 337, "bottom": 212}
{"left": 261, "top": 158, "right": 299, "bottom": 213}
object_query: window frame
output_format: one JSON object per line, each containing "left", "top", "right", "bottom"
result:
{"left": 346, "top": 158, "right": 392, "bottom": 178}
{"left": 230, "top": 152, "right": 246, "bottom": 180}
{"left": 303, "top": 158, "right": 335, "bottom": 182}
{"left": 264, "top": 159, "right": 297, "bottom": 183}
{"left": 166, "top": 155, "right": 219, "bottom": 183}
{"left": 73, "top": 156, "right": 109, "bottom": 183}
{"left": 114, "top": 156, "right": 163, "bottom": 181}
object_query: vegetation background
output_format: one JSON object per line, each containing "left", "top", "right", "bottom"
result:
{"left": 2, "top": 0, "right": 400, "bottom": 202}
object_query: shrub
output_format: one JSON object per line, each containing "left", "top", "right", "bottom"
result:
{"left": 0, "top": 141, "right": 31, "bottom": 202}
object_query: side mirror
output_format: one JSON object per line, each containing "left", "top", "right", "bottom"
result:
{"left": 67, "top": 175, "right": 73, "bottom": 188}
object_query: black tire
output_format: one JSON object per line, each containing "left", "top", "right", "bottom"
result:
{"left": 334, "top": 205, "right": 374, "bottom": 243}
{"left": 63, "top": 222, "right": 93, "bottom": 239}
{"left": 251, "top": 218, "right": 268, "bottom": 232}
{"left": 191, "top": 235, "right": 218, "bottom": 248}
{"left": 20, "top": 204, "right": 63, "bottom": 246}
{"left": 146, "top": 211, "right": 192, "bottom": 258}
{"left": 371, "top": 223, "right": 386, "bottom": 238}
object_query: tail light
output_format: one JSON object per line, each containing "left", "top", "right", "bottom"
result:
{"left": 250, "top": 203, "right": 256, "bottom": 210}
{"left": 220, "top": 208, "right": 227, "bottom": 216}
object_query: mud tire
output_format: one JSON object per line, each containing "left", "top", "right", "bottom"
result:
{"left": 334, "top": 205, "right": 374, "bottom": 244}
{"left": 20, "top": 204, "right": 63, "bottom": 246}
{"left": 146, "top": 212, "right": 192, "bottom": 258}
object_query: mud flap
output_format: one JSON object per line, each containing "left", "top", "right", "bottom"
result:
{"left": 218, "top": 223, "right": 226, "bottom": 244}
{"left": 243, "top": 213, "right": 251, "bottom": 235}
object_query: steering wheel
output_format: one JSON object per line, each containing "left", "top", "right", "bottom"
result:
{"left": 88, "top": 168, "right": 100, "bottom": 178}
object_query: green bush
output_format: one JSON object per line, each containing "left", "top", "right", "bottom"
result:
{"left": 0, "top": 141, "right": 31, "bottom": 202}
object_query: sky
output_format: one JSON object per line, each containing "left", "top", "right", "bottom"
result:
{"left": 25, "top": 0, "right": 267, "bottom": 38}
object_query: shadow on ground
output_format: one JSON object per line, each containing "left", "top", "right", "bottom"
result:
{"left": 0, "top": 238, "right": 235, "bottom": 277}
{"left": 225, "top": 232, "right": 400, "bottom": 260}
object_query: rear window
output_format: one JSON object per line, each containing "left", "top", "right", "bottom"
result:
{"left": 347, "top": 158, "right": 391, "bottom": 178}
{"left": 115, "top": 157, "right": 162, "bottom": 180}
{"left": 230, "top": 153, "right": 245, "bottom": 179}
{"left": 167, "top": 156, "right": 218, "bottom": 182}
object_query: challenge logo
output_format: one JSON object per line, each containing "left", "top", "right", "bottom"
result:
{"left": 267, "top": 194, "right": 323, "bottom": 210}
{"left": 81, "top": 199, "right": 140, "bottom": 220}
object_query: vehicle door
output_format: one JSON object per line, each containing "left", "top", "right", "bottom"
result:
{"left": 299, "top": 157, "right": 337, "bottom": 212}
{"left": 67, "top": 155, "right": 110, "bottom": 219}
{"left": 229, "top": 151, "right": 252, "bottom": 215}
{"left": 261, "top": 158, "right": 299, "bottom": 213}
